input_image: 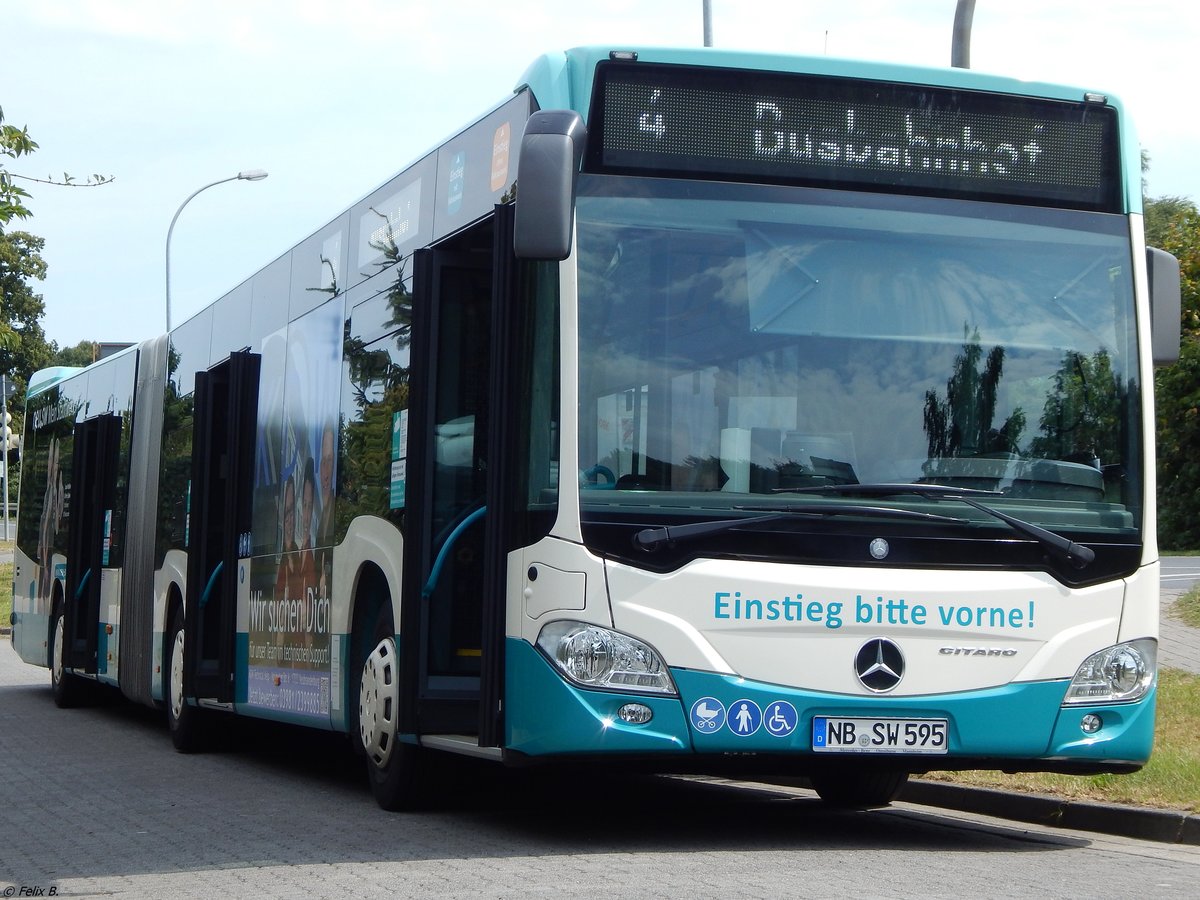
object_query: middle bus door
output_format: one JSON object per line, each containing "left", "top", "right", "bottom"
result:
{"left": 402, "top": 213, "right": 513, "bottom": 743}
{"left": 184, "top": 350, "right": 260, "bottom": 702}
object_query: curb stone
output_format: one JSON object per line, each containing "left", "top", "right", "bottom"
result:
{"left": 902, "top": 780, "right": 1200, "bottom": 845}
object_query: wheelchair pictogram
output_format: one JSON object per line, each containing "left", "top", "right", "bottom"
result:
{"left": 764, "top": 700, "right": 798, "bottom": 738}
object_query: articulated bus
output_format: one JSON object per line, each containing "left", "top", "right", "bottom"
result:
{"left": 10, "top": 47, "right": 1182, "bottom": 809}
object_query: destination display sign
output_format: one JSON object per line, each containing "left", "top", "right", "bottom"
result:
{"left": 588, "top": 61, "right": 1120, "bottom": 211}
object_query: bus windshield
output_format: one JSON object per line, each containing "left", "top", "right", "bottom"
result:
{"left": 574, "top": 175, "right": 1142, "bottom": 555}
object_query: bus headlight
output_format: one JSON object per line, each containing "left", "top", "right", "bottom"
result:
{"left": 1062, "top": 639, "right": 1156, "bottom": 705}
{"left": 536, "top": 621, "right": 677, "bottom": 696}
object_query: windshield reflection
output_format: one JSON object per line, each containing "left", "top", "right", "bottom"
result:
{"left": 575, "top": 177, "right": 1141, "bottom": 535}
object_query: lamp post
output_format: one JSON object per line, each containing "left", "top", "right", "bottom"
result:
{"left": 165, "top": 169, "right": 268, "bottom": 332}
{"left": 951, "top": 0, "right": 976, "bottom": 68}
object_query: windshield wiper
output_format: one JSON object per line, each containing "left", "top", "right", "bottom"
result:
{"left": 774, "top": 482, "right": 1001, "bottom": 498}
{"left": 633, "top": 503, "right": 968, "bottom": 552}
{"left": 778, "top": 483, "right": 1096, "bottom": 569}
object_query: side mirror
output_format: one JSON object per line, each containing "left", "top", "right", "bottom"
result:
{"left": 1147, "top": 246, "right": 1181, "bottom": 366}
{"left": 513, "top": 110, "right": 587, "bottom": 261}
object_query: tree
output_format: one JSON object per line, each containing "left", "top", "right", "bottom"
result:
{"left": 52, "top": 340, "right": 100, "bottom": 367}
{"left": 3, "top": 105, "right": 112, "bottom": 228}
{"left": 0, "top": 108, "right": 36, "bottom": 353}
{"left": 1, "top": 105, "right": 111, "bottom": 398}
{"left": 0, "top": 106, "right": 37, "bottom": 227}
{"left": 1147, "top": 196, "right": 1200, "bottom": 547}
{"left": 0, "top": 230, "right": 55, "bottom": 384}
{"left": 1, "top": 104, "right": 112, "bottom": 505}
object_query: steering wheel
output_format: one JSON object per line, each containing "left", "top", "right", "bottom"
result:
{"left": 581, "top": 464, "right": 617, "bottom": 488}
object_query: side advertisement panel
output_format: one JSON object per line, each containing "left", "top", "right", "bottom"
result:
{"left": 245, "top": 298, "right": 343, "bottom": 720}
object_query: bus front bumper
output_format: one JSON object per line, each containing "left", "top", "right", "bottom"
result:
{"left": 504, "top": 638, "right": 1155, "bottom": 771}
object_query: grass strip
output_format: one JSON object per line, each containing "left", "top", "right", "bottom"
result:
{"left": 0, "top": 559, "right": 11, "bottom": 633}
{"left": 927, "top": 667, "right": 1200, "bottom": 812}
{"left": 1173, "top": 585, "right": 1200, "bottom": 629}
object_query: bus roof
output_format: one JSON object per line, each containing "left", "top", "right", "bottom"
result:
{"left": 27, "top": 366, "right": 84, "bottom": 399}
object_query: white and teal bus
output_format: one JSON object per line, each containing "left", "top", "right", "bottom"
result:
{"left": 10, "top": 47, "right": 1182, "bottom": 809}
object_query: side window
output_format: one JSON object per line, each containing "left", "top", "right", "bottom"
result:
{"left": 340, "top": 269, "right": 414, "bottom": 536}
{"left": 429, "top": 262, "right": 492, "bottom": 540}
{"left": 513, "top": 260, "right": 560, "bottom": 543}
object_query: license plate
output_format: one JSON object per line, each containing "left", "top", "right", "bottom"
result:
{"left": 812, "top": 716, "right": 948, "bottom": 754}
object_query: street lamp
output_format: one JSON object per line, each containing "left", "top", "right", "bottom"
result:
{"left": 165, "top": 169, "right": 268, "bottom": 332}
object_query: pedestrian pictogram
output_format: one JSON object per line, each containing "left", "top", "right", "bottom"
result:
{"left": 727, "top": 698, "right": 761, "bottom": 736}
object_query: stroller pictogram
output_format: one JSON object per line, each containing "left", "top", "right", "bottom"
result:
{"left": 689, "top": 697, "right": 726, "bottom": 732}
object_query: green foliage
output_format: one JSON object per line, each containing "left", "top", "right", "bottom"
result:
{"left": 0, "top": 106, "right": 38, "bottom": 227}
{"left": 0, "top": 104, "right": 109, "bottom": 479}
{"left": 2, "top": 105, "right": 112, "bottom": 229}
{"left": 1173, "top": 585, "right": 1200, "bottom": 629}
{"left": 0, "top": 560, "right": 12, "bottom": 634}
{"left": 52, "top": 340, "right": 99, "bottom": 367}
{"left": 0, "top": 229, "right": 55, "bottom": 484}
{"left": 154, "top": 350, "right": 194, "bottom": 562}
{"left": 1149, "top": 196, "right": 1200, "bottom": 547}
{"left": 1156, "top": 340, "right": 1200, "bottom": 545}
{"left": 0, "top": 230, "right": 54, "bottom": 372}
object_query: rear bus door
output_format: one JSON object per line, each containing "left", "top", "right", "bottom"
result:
{"left": 64, "top": 412, "right": 122, "bottom": 672}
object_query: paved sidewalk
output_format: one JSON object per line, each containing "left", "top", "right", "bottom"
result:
{"left": 1160, "top": 586, "right": 1200, "bottom": 674}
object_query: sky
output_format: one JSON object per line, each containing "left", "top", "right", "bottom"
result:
{"left": 4, "top": 0, "right": 1198, "bottom": 349}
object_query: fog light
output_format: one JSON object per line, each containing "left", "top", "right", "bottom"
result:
{"left": 1080, "top": 713, "right": 1102, "bottom": 734}
{"left": 618, "top": 703, "right": 653, "bottom": 725}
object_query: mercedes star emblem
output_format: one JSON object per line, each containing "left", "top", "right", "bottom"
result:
{"left": 855, "top": 638, "right": 905, "bottom": 692}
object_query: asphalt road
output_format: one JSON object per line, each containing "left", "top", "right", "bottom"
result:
{"left": 1161, "top": 555, "right": 1200, "bottom": 594}
{"left": 3, "top": 640, "right": 1200, "bottom": 899}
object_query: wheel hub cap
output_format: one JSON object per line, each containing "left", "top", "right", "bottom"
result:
{"left": 170, "top": 628, "right": 186, "bottom": 721}
{"left": 359, "top": 637, "right": 399, "bottom": 768}
{"left": 53, "top": 616, "right": 65, "bottom": 684}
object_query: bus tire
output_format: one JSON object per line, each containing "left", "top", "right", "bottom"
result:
{"left": 165, "top": 605, "right": 205, "bottom": 753}
{"left": 357, "top": 606, "right": 428, "bottom": 810}
{"left": 49, "top": 606, "right": 85, "bottom": 709}
{"left": 810, "top": 770, "right": 908, "bottom": 809}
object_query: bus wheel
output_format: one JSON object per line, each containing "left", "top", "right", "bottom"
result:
{"left": 166, "top": 606, "right": 205, "bottom": 753}
{"left": 358, "top": 609, "right": 426, "bottom": 810}
{"left": 49, "top": 607, "right": 84, "bottom": 708}
{"left": 810, "top": 770, "right": 909, "bottom": 809}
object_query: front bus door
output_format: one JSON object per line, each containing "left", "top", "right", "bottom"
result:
{"left": 64, "top": 412, "right": 122, "bottom": 672}
{"left": 402, "top": 209, "right": 518, "bottom": 746}
{"left": 184, "top": 350, "right": 260, "bottom": 702}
